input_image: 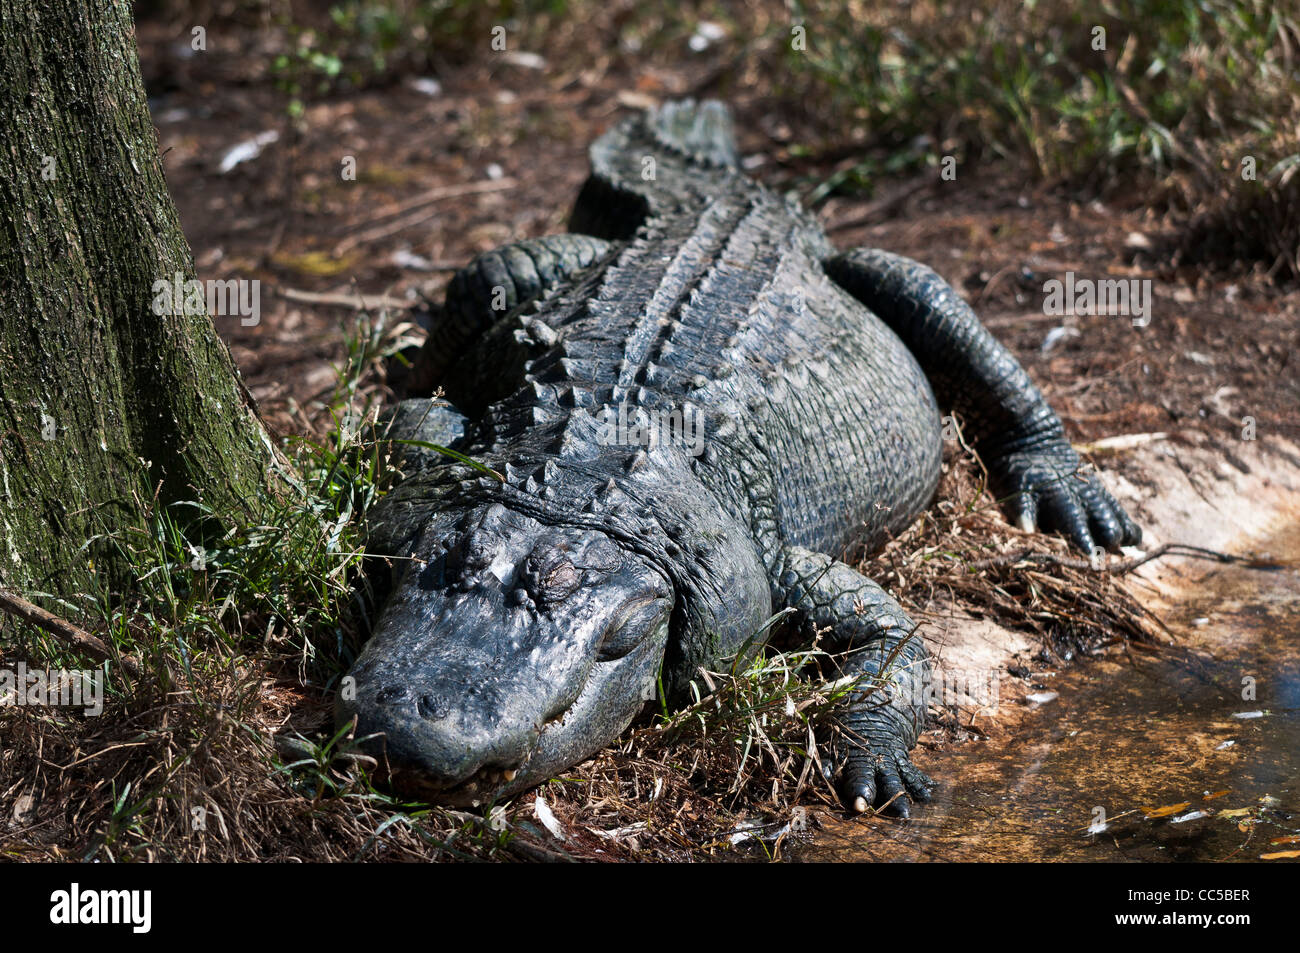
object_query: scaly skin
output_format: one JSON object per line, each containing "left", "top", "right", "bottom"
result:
{"left": 337, "top": 100, "right": 1141, "bottom": 815}
{"left": 824, "top": 248, "right": 1141, "bottom": 555}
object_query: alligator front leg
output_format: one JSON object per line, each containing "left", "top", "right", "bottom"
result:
{"left": 376, "top": 397, "right": 469, "bottom": 476}
{"left": 774, "top": 545, "right": 932, "bottom": 816}
{"left": 411, "top": 234, "right": 611, "bottom": 396}
{"left": 825, "top": 248, "right": 1141, "bottom": 554}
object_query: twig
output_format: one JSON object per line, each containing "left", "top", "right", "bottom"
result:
{"left": 0, "top": 589, "right": 141, "bottom": 676}
{"left": 965, "top": 543, "right": 1287, "bottom": 575}
{"left": 1072, "top": 432, "right": 1169, "bottom": 456}
{"left": 332, "top": 178, "right": 518, "bottom": 255}
{"left": 278, "top": 288, "right": 417, "bottom": 311}
{"left": 825, "top": 179, "right": 935, "bottom": 234}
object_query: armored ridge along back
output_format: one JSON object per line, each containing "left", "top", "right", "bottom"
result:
{"left": 339, "top": 98, "right": 1141, "bottom": 815}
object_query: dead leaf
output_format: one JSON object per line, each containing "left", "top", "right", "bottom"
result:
{"left": 1143, "top": 802, "right": 1191, "bottom": 819}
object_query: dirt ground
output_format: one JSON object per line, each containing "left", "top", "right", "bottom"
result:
{"left": 137, "top": 21, "right": 1298, "bottom": 451}
{"left": 132, "top": 19, "right": 1300, "bottom": 859}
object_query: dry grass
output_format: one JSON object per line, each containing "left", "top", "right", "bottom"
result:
{"left": 864, "top": 453, "right": 1167, "bottom": 654}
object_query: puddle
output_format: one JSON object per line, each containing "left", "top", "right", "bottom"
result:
{"left": 795, "top": 524, "right": 1300, "bottom": 862}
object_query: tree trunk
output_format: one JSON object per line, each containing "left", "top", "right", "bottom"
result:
{"left": 0, "top": 0, "right": 277, "bottom": 599}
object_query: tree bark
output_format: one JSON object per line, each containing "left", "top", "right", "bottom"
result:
{"left": 0, "top": 0, "right": 277, "bottom": 599}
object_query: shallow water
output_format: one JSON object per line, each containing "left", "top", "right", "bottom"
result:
{"left": 795, "top": 525, "right": 1300, "bottom": 862}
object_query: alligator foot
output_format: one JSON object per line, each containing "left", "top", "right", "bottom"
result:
{"left": 831, "top": 704, "right": 933, "bottom": 817}
{"left": 772, "top": 545, "right": 932, "bottom": 816}
{"left": 823, "top": 247, "right": 1144, "bottom": 556}
{"left": 412, "top": 233, "right": 611, "bottom": 397}
{"left": 994, "top": 443, "right": 1142, "bottom": 554}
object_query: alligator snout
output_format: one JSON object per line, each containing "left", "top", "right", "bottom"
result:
{"left": 350, "top": 676, "right": 546, "bottom": 794}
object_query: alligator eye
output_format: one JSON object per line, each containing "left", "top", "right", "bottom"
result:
{"left": 543, "top": 560, "right": 579, "bottom": 595}
{"left": 524, "top": 544, "right": 581, "bottom": 604}
{"left": 596, "top": 620, "right": 643, "bottom": 662}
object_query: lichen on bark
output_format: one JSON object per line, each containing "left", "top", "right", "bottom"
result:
{"left": 0, "top": 0, "right": 279, "bottom": 601}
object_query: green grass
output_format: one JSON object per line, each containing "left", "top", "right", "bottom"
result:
{"left": 772, "top": 0, "right": 1300, "bottom": 276}
{"left": 782, "top": 0, "right": 1296, "bottom": 195}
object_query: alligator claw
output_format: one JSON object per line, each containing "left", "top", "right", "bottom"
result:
{"left": 839, "top": 745, "right": 933, "bottom": 818}
{"left": 998, "top": 443, "right": 1141, "bottom": 554}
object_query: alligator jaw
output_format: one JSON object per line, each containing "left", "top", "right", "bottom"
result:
{"left": 386, "top": 761, "right": 531, "bottom": 807}
{"left": 354, "top": 612, "right": 672, "bottom": 807}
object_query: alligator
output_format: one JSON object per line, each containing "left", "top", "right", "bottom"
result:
{"left": 338, "top": 100, "right": 1141, "bottom": 816}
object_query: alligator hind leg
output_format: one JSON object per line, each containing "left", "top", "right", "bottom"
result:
{"left": 774, "top": 545, "right": 932, "bottom": 816}
{"left": 825, "top": 248, "right": 1142, "bottom": 555}
{"left": 410, "top": 234, "right": 611, "bottom": 393}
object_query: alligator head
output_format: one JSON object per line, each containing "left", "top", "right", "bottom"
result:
{"left": 337, "top": 501, "right": 673, "bottom": 804}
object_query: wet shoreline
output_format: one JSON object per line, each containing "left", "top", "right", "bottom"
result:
{"left": 794, "top": 525, "right": 1300, "bottom": 862}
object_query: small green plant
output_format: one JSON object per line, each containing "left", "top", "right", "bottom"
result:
{"left": 269, "top": 0, "right": 578, "bottom": 112}
{"left": 780, "top": 0, "right": 1297, "bottom": 215}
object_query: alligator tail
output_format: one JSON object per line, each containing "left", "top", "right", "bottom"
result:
{"left": 646, "top": 99, "right": 740, "bottom": 169}
{"left": 570, "top": 99, "right": 741, "bottom": 239}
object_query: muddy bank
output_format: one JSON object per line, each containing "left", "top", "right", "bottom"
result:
{"left": 797, "top": 436, "right": 1300, "bottom": 862}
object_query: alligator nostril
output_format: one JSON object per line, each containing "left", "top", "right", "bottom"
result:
{"left": 417, "top": 694, "right": 449, "bottom": 720}
{"left": 376, "top": 685, "right": 407, "bottom": 705}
